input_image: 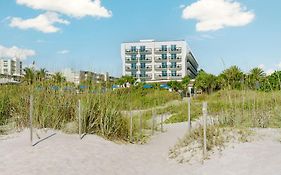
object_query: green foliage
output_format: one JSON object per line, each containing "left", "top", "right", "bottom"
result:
{"left": 167, "top": 81, "right": 183, "bottom": 91}
{"left": 115, "top": 75, "right": 136, "bottom": 85}
{"left": 195, "top": 69, "right": 217, "bottom": 93}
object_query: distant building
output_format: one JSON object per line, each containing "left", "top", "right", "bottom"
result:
{"left": 62, "top": 68, "right": 118, "bottom": 85}
{"left": 0, "top": 58, "right": 23, "bottom": 84}
{"left": 121, "top": 39, "right": 198, "bottom": 83}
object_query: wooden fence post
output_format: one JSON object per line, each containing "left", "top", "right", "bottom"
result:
{"left": 139, "top": 115, "right": 142, "bottom": 143}
{"left": 29, "top": 95, "right": 33, "bottom": 146}
{"left": 187, "top": 97, "right": 191, "bottom": 131}
{"left": 130, "top": 111, "right": 133, "bottom": 142}
{"left": 78, "top": 100, "right": 82, "bottom": 139}
{"left": 203, "top": 102, "right": 208, "bottom": 159}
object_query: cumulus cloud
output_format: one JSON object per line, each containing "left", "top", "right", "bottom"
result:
{"left": 10, "top": 12, "right": 69, "bottom": 33}
{"left": 182, "top": 0, "right": 255, "bottom": 32}
{"left": 57, "top": 50, "right": 70, "bottom": 54}
{"left": 16, "top": 0, "right": 112, "bottom": 18}
{"left": 0, "top": 45, "right": 36, "bottom": 60}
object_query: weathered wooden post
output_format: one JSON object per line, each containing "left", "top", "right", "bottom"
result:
{"left": 152, "top": 110, "right": 155, "bottom": 135}
{"left": 187, "top": 97, "right": 191, "bottom": 131}
{"left": 130, "top": 111, "right": 133, "bottom": 142}
{"left": 203, "top": 102, "right": 208, "bottom": 159}
{"left": 139, "top": 115, "right": 142, "bottom": 143}
{"left": 160, "top": 115, "right": 164, "bottom": 132}
{"left": 78, "top": 100, "right": 82, "bottom": 139}
{"left": 29, "top": 95, "right": 33, "bottom": 146}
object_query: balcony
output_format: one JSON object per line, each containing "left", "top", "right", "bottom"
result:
{"left": 169, "top": 73, "right": 182, "bottom": 80}
{"left": 169, "top": 47, "right": 182, "bottom": 53}
{"left": 125, "top": 49, "right": 138, "bottom": 54}
{"left": 139, "top": 48, "right": 152, "bottom": 54}
{"left": 125, "top": 66, "right": 138, "bottom": 71}
{"left": 155, "top": 74, "right": 168, "bottom": 80}
{"left": 154, "top": 48, "right": 168, "bottom": 54}
{"left": 169, "top": 65, "right": 182, "bottom": 70}
{"left": 154, "top": 65, "right": 168, "bottom": 71}
{"left": 139, "top": 57, "right": 152, "bottom": 63}
{"left": 154, "top": 57, "right": 168, "bottom": 62}
{"left": 125, "top": 57, "right": 138, "bottom": 63}
{"left": 139, "top": 65, "right": 152, "bottom": 71}
{"left": 139, "top": 74, "right": 152, "bottom": 80}
{"left": 169, "top": 56, "right": 182, "bottom": 62}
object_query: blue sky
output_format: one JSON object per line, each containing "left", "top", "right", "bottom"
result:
{"left": 0, "top": 0, "right": 280, "bottom": 76}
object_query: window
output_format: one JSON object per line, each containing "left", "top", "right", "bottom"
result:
{"left": 171, "top": 70, "right": 177, "bottom": 76}
{"left": 171, "top": 62, "right": 177, "bottom": 68}
{"left": 140, "top": 63, "right": 146, "bottom": 68}
{"left": 162, "top": 54, "right": 167, "bottom": 59}
{"left": 131, "top": 63, "right": 137, "bottom": 69}
{"left": 131, "top": 46, "right": 137, "bottom": 52}
{"left": 131, "top": 71, "right": 137, "bottom": 77}
{"left": 140, "top": 54, "right": 146, "bottom": 60}
{"left": 161, "top": 45, "right": 167, "bottom": 51}
{"left": 131, "top": 54, "right": 137, "bottom": 60}
{"left": 162, "top": 70, "right": 167, "bottom": 77}
{"left": 171, "top": 54, "right": 177, "bottom": 59}
{"left": 162, "top": 62, "right": 167, "bottom": 68}
{"left": 140, "top": 71, "right": 146, "bottom": 77}
{"left": 171, "top": 45, "right": 177, "bottom": 51}
{"left": 140, "top": 46, "right": 146, "bottom": 52}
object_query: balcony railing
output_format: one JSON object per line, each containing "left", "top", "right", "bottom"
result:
{"left": 169, "top": 73, "right": 182, "bottom": 79}
{"left": 154, "top": 65, "right": 168, "bottom": 71}
{"left": 154, "top": 48, "right": 168, "bottom": 54}
{"left": 169, "top": 65, "right": 182, "bottom": 70}
{"left": 125, "top": 57, "right": 138, "bottom": 63}
{"left": 154, "top": 57, "right": 168, "bottom": 62}
{"left": 155, "top": 74, "right": 168, "bottom": 80}
{"left": 139, "top": 65, "right": 152, "bottom": 71}
{"left": 125, "top": 67, "right": 138, "bottom": 71}
{"left": 139, "top": 74, "right": 152, "bottom": 80}
{"left": 125, "top": 49, "right": 138, "bottom": 54}
{"left": 139, "top": 57, "right": 152, "bottom": 62}
{"left": 139, "top": 48, "right": 152, "bottom": 54}
{"left": 169, "top": 56, "right": 182, "bottom": 62}
{"left": 169, "top": 47, "right": 182, "bottom": 53}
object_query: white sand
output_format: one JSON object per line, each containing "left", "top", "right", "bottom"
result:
{"left": 1, "top": 124, "right": 281, "bottom": 175}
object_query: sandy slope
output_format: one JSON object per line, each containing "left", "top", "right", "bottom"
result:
{"left": 1, "top": 124, "right": 281, "bottom": 175}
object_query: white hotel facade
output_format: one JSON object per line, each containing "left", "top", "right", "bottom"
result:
{"left": 121, "top": 40, "right": 198, "bottom": 83}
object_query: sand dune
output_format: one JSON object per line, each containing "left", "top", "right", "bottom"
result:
{"left": 1, "top": 123, "right": 281, "bottom": 175}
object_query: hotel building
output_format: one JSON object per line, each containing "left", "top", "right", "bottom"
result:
{"left": 121, "top": 40, "right": 198, "bottom": 83}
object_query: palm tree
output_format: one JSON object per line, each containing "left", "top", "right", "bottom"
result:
{"left": 23, "top": 67, "right": 35, "bottom": 85}
{"left": 220, "top": 66, "right": 244, "bottom": 90}
{"left": 247, "top": 67, "right": 265, "bottom": 89}
{"left": 52, "top": 72, "right": 65, "bottom": 84}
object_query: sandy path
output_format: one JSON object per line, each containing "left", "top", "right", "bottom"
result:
{"left": 1, "top": 124, "right": 281, "bottom": 175}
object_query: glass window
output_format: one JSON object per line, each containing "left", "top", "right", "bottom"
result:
{"left": 140, "top": 46, "right": 146, "bottom": 52}
{"left": 162, "top": 62, "right": 167, "bottom": 68}
{"left": 161, "top": 45, "right": 167, "bottom": 51}
{"left": 162, "top": 70, "right": 167, "bottom": 77}
{"left": 131, "top": 63, "right": 137, "bottom": 69}
{"left": 131, "top": 46, "right": 137, "bottom": 52}
{"left": 171, "top": 54, "right": 177, "bottom": 59}
{"left": 171, "top": 62, "right": 177, "bottom": 68}
{"left": 131, "top": 71, "right": 137, "bottom": 77}
{"left": 131, "top": 54, "right": 137, "bottom": 60}
{"left": 171, "top": 70, "right": 177, "bottom": 76}
{"left": 140, "top": 63, "right": 146, "bottom": 68}
{"left": 162, "top": 54, "right": 167, "bottom": 59}
{"left": 140, "top": 54, "right": 146, "bottom": 60}
{"left": 171, "top": 45, "right": 177, "bottom": 51}
{"left": 140, "top": 71, "right": 146, "bottom": 77}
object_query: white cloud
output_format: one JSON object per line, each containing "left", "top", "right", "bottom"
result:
{"left": 10, "top": 12, "right": 69, "bottom": 33}
{"left": 57, "top": 50, "right": 70, "bottom": 54}
{"left": 0, "top": 45, "right": 36, "bottom": 60}
{"left": 182, "top": 0, "right": 255, "bottom": 32}
{"left": 16, "top": 0, "right": 112, "bottom": 18}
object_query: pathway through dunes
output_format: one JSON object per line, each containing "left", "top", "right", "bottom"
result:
{"left": 0, "top": 123, "right": 281, "bottom": 175}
